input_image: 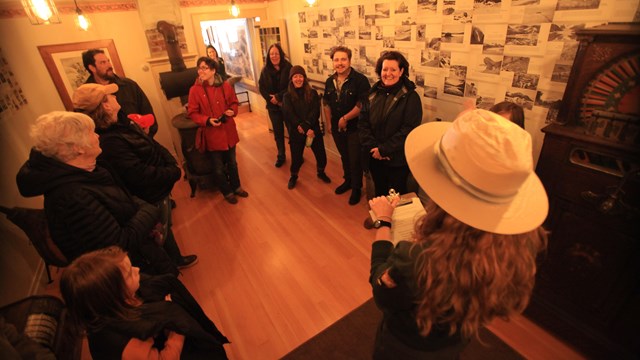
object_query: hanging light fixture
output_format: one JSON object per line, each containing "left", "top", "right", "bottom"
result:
{"left": 74, "top": 0, "right": 91, "bottom": 31}
{"left": 21, "top": 0, "right": 61, "bottom": 25}
{"left": 305, "top": 0, "right": 317, "bottom": 6}
{"left": 229, "top": 0, "right": 240, "bottom": 18}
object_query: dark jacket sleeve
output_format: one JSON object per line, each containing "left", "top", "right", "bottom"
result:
{"left": 358, "top": 99, "right": 377, "bottom": 151}
{"left": 282, "top": 94, "right": 296, "bottom": 128}
{"left": 378, "top": 91, "right": 422, "bottom": 158}
{"left": 275, "top": 62, "right": 292, "bottom": 103}
{"left": 302, "top": 91, "right": 321, "bottom": 133}
{"left": 52, "top": 188, "right": 158, "bottom": 259}
{"left": 100, "top": 135, "right": 180, "bottom": 195}
{"left": 370, "top": 241, "right": 416, "bottom": 311}
{"left": 258, "top": 68, "right": 272, "bottom": 102}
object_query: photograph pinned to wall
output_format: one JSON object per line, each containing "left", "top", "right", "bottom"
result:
{"left": 298, "top": 12, "right": 307, "bottom": 24}
{"left": 559, "top": 41, "right": 579, "bottom": 62}
{"left": 505, "top": 88, "right": 536, "bottom": 110}
{"left": 424, "top": 85, "right": 438, "bottom": 99}
{"left": 441, "top": 24, "right": 465, "bottom": 44}
{"left": 476, "top": 95, "right": 496, "bottom": 109}
{"left": 470, "top": 25, "right": 485, "bottom": 44}
{"left": 440, "top": 50, "right": 452, "bottom": 68}
{"left": 464, "top": 80, "right": 478, "bottom": 97}
{"left": 416, "top": 24, "right": 427, "bottom": 41}
{"left": 418, "top": 0, "right": 438, "bottom": 13}
{"left": 444, "top": 76, "right": 466, "bottom": 96}
{"left": 512, "top": 0, "right": 540, "bottom": 6}
{"left": 522, "top": 7, "right": 555, "bottom": 23}
{"left": 395, "top": 25, "right": 412, "bottom": 41}
{"left": 359, "top": 26, "right": 372, "bottom": 40}
{"left": 396, "top": 1, "right": 410, "bottom": 14}
{"left": 375, "top": 3, "right": 391, "bottom": 18}
{"left": 556, "top": 0, "right": 601, "bottom": 11}
{"left": 474, "top": 0, "right": 502, "bottom": 13}
{"left": 38, "top": 39, "right": 124, "bottom": 111}
{"left": 551, "top": 63, "right": 572, "bottom": 83}
{"left": 0, "top": 47, "right": 29, "bottom": 114}
{"left": 501, "top": 55, "right": 530, "bottom": 73}
{"left": 506, "top": 24, "right": 541, "bottom": 46}
{"left": 548, "top": 23, "right": 585, "bottom": 41}
{"left": 421, "top": 49, "right": 440, "bottom": 67}
{"left": 512, "top": 72, "right": 540, "bottom": 90}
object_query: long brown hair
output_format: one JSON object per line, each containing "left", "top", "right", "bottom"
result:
{"left": 288, "top": 77, "right": 313, "bottom": 103}
{"left": 60, "top": 246, "right": 140, "bottom": 334}
{"left": 411, "top": 201, "right": 547, "bottom": 339}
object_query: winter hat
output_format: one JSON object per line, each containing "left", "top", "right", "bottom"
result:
{"left": 72, "top": 83, "right": 118, "bottom": 112}
{"left": 405, "top": 109, "right": 548, "bottom": 234}
{"left": 289, "top": 65, "right": 307, "bottom": 79}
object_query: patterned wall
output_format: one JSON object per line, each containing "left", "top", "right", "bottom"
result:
{"left": 296, "top": 0, "right": 640, "bottom": 130}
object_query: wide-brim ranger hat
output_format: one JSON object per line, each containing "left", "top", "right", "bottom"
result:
{"left": 405, "top": 109, "right": 548, "bottom": 235}
{"left": 72, "top": 83, "right": 119, "bottom": 112}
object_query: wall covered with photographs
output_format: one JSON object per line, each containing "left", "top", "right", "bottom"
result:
{"left": 295, "top": 0, "right": 639, "bottom": 162}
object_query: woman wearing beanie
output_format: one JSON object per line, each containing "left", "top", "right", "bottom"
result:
{"left": 282, "top": 65, "right": 331, "bottom": 189}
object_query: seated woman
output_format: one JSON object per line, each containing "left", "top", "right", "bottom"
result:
{"left": 60, "top": 246, "right": 229, "bottom": 359}
{"left": 368, "top": 109, "right": 548, "bottom": 358}
{"left": 73, "top": 83, "right": 197, "bottom": 269}
{"left": 16, "top": 111, "right": 177, "bottom": 275}
{"left": 281, "top": 65, "right": 331, "bottom": 189}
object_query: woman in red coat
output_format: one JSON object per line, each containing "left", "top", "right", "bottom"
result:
{"left": 188, "top": 57, "right": 248, "bottom": 204}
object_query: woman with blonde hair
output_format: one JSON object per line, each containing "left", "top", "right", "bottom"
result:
{"left": 60, "top": 246, "right": 229, "bottom": 359}
{"left": 368, "top": 109, "right": 549, "bottom": 358}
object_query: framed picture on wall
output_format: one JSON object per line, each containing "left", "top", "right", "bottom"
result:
{"left": 38, "top": 39, "right": 124, "bottom": 111}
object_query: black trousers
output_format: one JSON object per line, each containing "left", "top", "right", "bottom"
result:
{"left": 332, "top": 130, "right": 363, "bottom": 189}
{"left": 268, "top": 108, "right": 287, "bottom": 160}
{"left": 369, "top": 158, "right": 410, "bottom": 197}
{"left": 289, "top": 136, "right": 327, "bottom": 176}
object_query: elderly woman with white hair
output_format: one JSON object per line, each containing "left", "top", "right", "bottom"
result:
{"left": 368, "top": 109, "right": 549, "bottom": 359}
{"left": 16, "top": 111, "right": 178, "bottom": 276}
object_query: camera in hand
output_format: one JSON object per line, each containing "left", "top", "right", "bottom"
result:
{"left": 214, "top": 114, "right": 227, "bottom": 124}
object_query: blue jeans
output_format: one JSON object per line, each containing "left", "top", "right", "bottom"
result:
{"left": 210, "top": 146, "right": 240, "bottom": 196}
{"left": 268, "top": 108, "right": 287, "bottom": 160}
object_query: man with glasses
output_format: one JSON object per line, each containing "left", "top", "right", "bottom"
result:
{"left": 82, "top": 49, "right": 158, "bottom": 137}
{"left": 323, "top": 46, "right": 371, "bottom": 205}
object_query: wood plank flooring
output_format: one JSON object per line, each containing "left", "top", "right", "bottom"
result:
{"left": 47, "top": 110, "right": 586, "bottom": 359}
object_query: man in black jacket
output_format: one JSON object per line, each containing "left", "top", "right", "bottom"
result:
{"left": 82, "top": 48, "right": 159, "bottom": 138}
{"left": 323, "top": 46, "right": 371, "bottom": 205}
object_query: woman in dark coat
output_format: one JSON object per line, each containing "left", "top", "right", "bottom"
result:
{"left": 359, "top": 51, "right": 422, "bottom": 197}
{"left": 61, "top": 246, "right": 229, "bottom": 359}
{"left": 16, "top": 111, "right": 177, "bottom": 275}
{"left": 281, "top": 65, "right": 331, "bottom": 189}
{"left": 258, "top": 43, "right": 293, "bottom": 168}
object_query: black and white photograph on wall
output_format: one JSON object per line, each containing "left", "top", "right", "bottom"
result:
{"left": 427, "top": 37, "right": 442, "bottom": 50}
{"left": 444, "top": 76, "right": 466, "bottom": 97}
{"left": 474, "top": 0, "right": 502, "bottom": 12}
{"left": 416, "top": 24, "right": 426, "bottom": 41}
{"left": 375, "top": 26, "right": 384, "bottom": 40}
{"left": 424, "top": 85, "right": 438, "bottom": 99}
{"left": 329, "top": 9, "right": 335, "bottom": 21}
{"left": 415, "top": 73, "right": 425, "bottom": 86}
{"left": 476, "top": 95, "right": 496, "bottom": 109}
{"left": 358, "top": 4, "right": 365, "bottom": 18}
{"left": 359, "top": 27, "right": 372, "bottom": 40}
{"left": 479, "top": 55, "right": 502, "bottom": 74}
{"left": 396, "top": 1, "right": 410, "bottom": 13}
{"left": 502, "top": 56, "right": 530, "bottom": 73}
{"left": 451, "top": 9, "right": 473, "bottom": 23}
{"left": 505, "top": 89, "right": 535, "bottom": 110}
{"left": 512, "top": 0, "right": 540, "bottom": 6}
{"left": 483, "top": 42, "right": 504, "bottom": 54}
{"left": 298, "top": 12, "right": 306, "bottom": 23}
{"left": 395, "top": 25, "right": 412, "bottom": 41}
{"left": 421, "top": 49, "right": 440, "bottom": 67}
{"left": 383, "top": 37, "right": 395, "bottom": 48}
{"left": 309, "top": 29, "right": 319, "bottom": 39}
{"left": 344, "top": 29, "right": 356, "bottom": 40}
{"left": 535, "top": 89, "right": 563, "bottom": 109}
{"left": 556, "top": 0, "right": 601, "bottom": 11}
{"left": 523, "top": 7, "right": 555, "bottom": 23}
{"left": 512, "top": 73, "right": 539, "bottom": 90}
{"left": 559, "top": 41, "right": 579, "bottom": 62}
{"left": 470, "top": 26, "right": 485, "bottom": 44}
{"left": 551, "top": 63, "right": 572, "bottom": 83}
{"left": 441, "top": 24, "right": 465, "bottom": 43}
{"left": 440, "top": 50, "right": 452, "bottom": 68}
{"left": 375, "top": 4, "right": 390, "bottom": 18}
{"left": 464, "top": 81, "right": 478, "bottom": 97}
{"left": 365, "top": 15, "right": 376, "bottom": 26}
{"left": 418, "top": 0, "right": 438, "bottom": 12}
{"left": 451, "top": 65, "right": 467, "bottom": 78}
{"left": 548, "top": 23, "right": 584, "bottom": 42}
{"left": 318, "top": 12, "right": 329, "bottom": 22}
{"left": 506, "top": 25, "right": 541, "bottom": 46}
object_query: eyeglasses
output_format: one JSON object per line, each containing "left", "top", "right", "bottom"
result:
{"left": 197, "top": 66, "right": 210, "bottom": 71}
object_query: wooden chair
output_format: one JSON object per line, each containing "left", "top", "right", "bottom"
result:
{"left": 0, "top": 206, "right": 68, "bottom": 283}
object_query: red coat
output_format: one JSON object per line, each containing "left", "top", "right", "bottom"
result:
{"left": 187, "top": 77, "right": 239, "bottom": 151}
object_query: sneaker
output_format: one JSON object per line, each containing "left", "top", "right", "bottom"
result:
{"left": 335, "top": 181, "right": 351, "bottom": 194}
{"left": 235, "top": 188, "right": 249, "bottom": 197}
{"left": 317, "top": 172, "right": 331, "bottom": 183}
{"left": 275, "top": 158, "right": 285, "bottom": 168}
{"left": 224, "top": 193, "right": 238, "bottom": 204}
{"left": 363, "top": 217, "right": 374, "bottom": 229}
{"left": 176, "top": 255, "right": 198, "bottom": 269}
{"left": 349, "top": 188, "right": 362, "bottom": 205}
{"left": 288, "top": 175, "right": 298, "bottom": 189}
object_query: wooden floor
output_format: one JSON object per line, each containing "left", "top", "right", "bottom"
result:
{"left": 46, "top": 110, "right": 586, "bottom": 359}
